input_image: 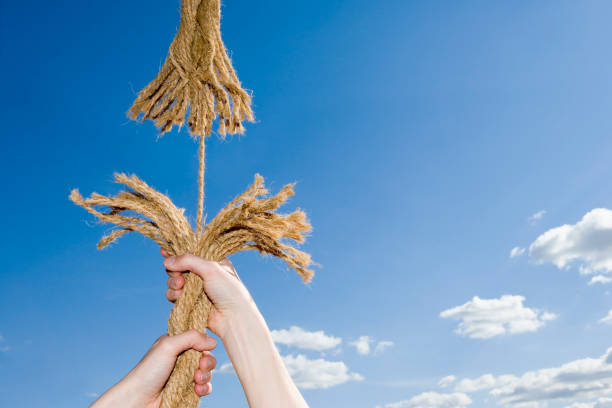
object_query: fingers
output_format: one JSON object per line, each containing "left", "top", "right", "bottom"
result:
{"left": 167, "top": 275, "right": 184, "bottom": 290}
{"left": 166, "top": 274, "right": 185, "bottom": 302}
{"left": 160, "top": 247, "right": 170, "bottom": 258}
{"left": 159, "top": 329, "right": 216, "bottom": 357}
{"left": 199, "top": 351, "right": 217, "bottom": 371}
{"left": 194, "top": 368, "right": 212, "bottom": 384}
{"left": 164, "top": 254, "right": 222, "bottom": 282}
{"left": 166, "top": 288, "right": 181, "bottom": 303}
{"left": 195, "top": 382, "right": 212, "bottom": 397}
{"left": 194, "top": 352, "right": 216, "bottom": 397}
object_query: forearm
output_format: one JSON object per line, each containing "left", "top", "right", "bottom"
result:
{"left": 221, "top": 304, "right": 308, "bottom": 408}
{"left": 90, "top": 381, "right": 142, "bottom": 408}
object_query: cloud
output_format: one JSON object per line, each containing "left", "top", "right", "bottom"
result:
{"left": 376, "top": 392, "right": 472, "bottom": 408}
{"left": 439, "top": 295, "right": 557, "bottom": 339}
{"left": 529, "top": 208, "right": 612, "bottom": 277}
{"left": 590, "top": 275, "right": 612, "bottom": 285}
{"left": 350, "top": 336, "right": 393, "bottom": 355}
{"left": 564, "top": 400, "right": 612, "bottom": 408}
{"left": 510, "top": 247, "right": 526, "bottom": 258}
{"left": 528, "top": 210, "right": 547, "bottom": 223}
{"left": 374, "top": 340, "right": 394, "bottom": 354}
{"left": 351, "top": 336, "right": 372, "bottom": 355}
{"left": 470, "top": 347, "right": 612, "bottom": 407}
{"left": 564, "top": 399, "right": 612, "bottom": 408}
{"left": 217, "top": 354, "right": 362, "bottom": 390}
{"left": 216, "top": 362, "right": 235, "bottom": 374}
{"left": 599, "top": 310, "right": 612, "bottom": 325}
{"left": 595, "top": 397, "right": 612, "bottom": 408}
{"left": 282, "top": 354, "right": 363, "bottom": 389}
{"left": 84, "top": 392, "right": 99, "bottom": 398}
{"left": 453, "top": 374, "right": 518, "bottom": 393}
{"left": 438, "top": 375, "right": 457, "bottom": 388}
{"left": 271, "top": 326, "right": 341, "bottom": 351}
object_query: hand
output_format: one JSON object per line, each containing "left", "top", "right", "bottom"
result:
{"left": 162, "top": 249, "right": 256, "bottom": 339}
{"left": 162, "top": 250, "right": 309, "bottom": 408}
{"left": 91, "top": 330, "right": 217, "bottom": 408}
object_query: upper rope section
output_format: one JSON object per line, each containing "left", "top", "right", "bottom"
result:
{"left": 128, "top": 0, "right": 254, "bottom": 138}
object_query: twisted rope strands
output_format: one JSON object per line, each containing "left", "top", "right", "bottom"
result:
{"left": 196, "top": 135, "right": 205, "bottom": 237}
{"left": 128, "top": 0, "right": 253, "bottom": 138}
{"left": 70, "top": 174, "right": 313, "bottom": 408}
{"left": 73, "top": 1, "right": 306, "bottom": 406}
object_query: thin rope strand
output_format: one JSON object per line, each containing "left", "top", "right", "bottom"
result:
{"left": 196, "top": 135, "right": 205, "bottom": 236}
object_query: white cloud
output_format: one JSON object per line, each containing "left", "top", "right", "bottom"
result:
{"left": 84, "top": 392, "right": 99, "bottom": 398}
{"left": 351, "top": 335, "right": 372, "bottom": 355}
{"left": 480, "top": 347, "right": 612, "bottom": 407}
{"left": 565, "top": 400, "right": 612, "bottom": 408}
{"left": 564, "top": 403, "right": 594, "bottom": 408}
{"left": 439, "top": 295, "right": 557, "bottom": 339}
{"left": 349, "top": 336, "right": 393, "bottom": 356}
{"left": 454, "top": 374, "right": 518, "bottom": 393}
{"left": 374, "top": 340, "right": 394, "bottom": 354}
{"left": 454, "top": 374, "right": 496, "bottom": 392}
{"left": 438, "top": 375, "right": 457, "bottom": 388}
{"left": 529, "top": 210, "right": 547, "bottom": 223}
{"left": 282, "top": 354, "right": 363, "bottom": 389}
{"left": 510, "top": 247, "right": 526, "bottom": 258}
{"left": 216, "top": 362, "right": 235, "bottom": 374}
{"left": 590, "top": 275, "right": 612, "bottom": 285}
{"left": 376, "top": 392, "right": 472, "bottom": 408}
{"left": 216, "top": 354, "right": 362, "bottom": 390}
{"left": 529, "top": 208, "right": 612, "bottom": 278}
{"left": 599, "top": 310, "right": 612, "bottom": 325}
{"left": 596, "top": 397, "right": 612, "bottom": 408}
{"left": 271, "top": 326, "right": 341, "bottom": 351}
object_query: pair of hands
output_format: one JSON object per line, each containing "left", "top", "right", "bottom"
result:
{"left": 91, "top": 250, "right": 251, "bottom": 408}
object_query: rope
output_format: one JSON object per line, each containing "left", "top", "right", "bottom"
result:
{"left": 196, "top": 135, "right": 205, "bottom": 237}
{"left": 128, "top": 0, "right": 253, "bottom": 138}
{"left": 71, "top": 2, "right": 313, "bottom": 406}
{"left": 70, "top": 174, "right": 313, "bottom": 408}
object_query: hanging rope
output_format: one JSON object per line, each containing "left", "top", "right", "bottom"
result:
{"left": 71, "top": 1, "right": 314, "bottom": 407}
{"left": 128, "top": 0, "right": 253, "bottom": 138}
{"left": 196, "top": 135, "right": 206, "bottom": 237}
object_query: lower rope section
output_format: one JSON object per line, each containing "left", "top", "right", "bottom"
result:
{"left": 70, "top": 173, "right": 313, "bottom": 408}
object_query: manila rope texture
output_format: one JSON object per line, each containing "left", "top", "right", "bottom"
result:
{"left": 70, "top": 1, "right": 314, "bottom": 407}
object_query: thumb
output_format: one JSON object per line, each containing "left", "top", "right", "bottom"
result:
{"left": 161, "top": 329, "right": 217, "bottom": 356}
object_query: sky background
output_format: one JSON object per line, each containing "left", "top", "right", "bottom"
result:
{"left": 1, "top": 1, "right": 612, "bottom": 407}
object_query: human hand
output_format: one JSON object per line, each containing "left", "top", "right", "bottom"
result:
{"left": 162, "top": 249, "right": 256, "bottom": 340}
{"left": 162, "top": 250, "right": 309, "bottom": 408}
{"left": 90, "top": 330, "right": 217, "bottom": 408}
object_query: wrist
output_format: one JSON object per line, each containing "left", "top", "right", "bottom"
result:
{"left": 221, "top": 299, "right": 265, "bottom": 345}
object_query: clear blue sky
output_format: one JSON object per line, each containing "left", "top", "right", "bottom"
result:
{"left": 1, "top": 1, "right": 611, "bottom": 407}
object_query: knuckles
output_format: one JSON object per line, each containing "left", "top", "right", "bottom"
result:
{"left": 155, "top": 335, "right": 175, "bottom": 354}
{"left": 201, "top": 354, "right": 217, "bottom": 370}
{"left": 201, "top": 370, "right": 213, "bottom": 382}
{"left": 153, "top": 334, "right": 169, "bottom": 347}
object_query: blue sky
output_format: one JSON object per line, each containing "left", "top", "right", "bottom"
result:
{"left": 1, "top": 1, "right": 612, "bottom": 407}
